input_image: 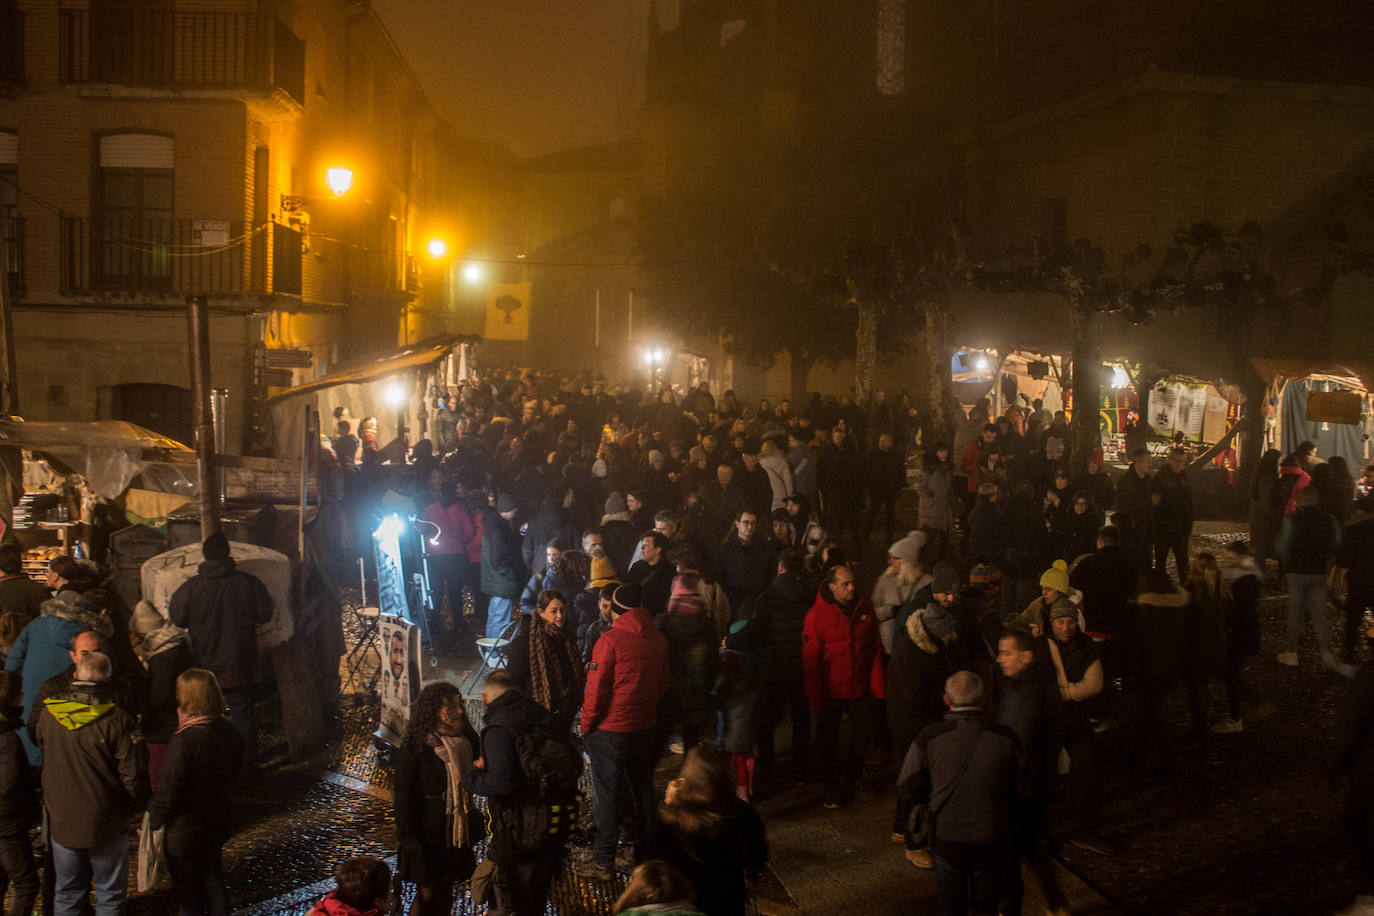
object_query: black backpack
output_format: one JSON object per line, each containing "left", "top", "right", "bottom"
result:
{"left": 487, "top": 724, "right": 583, "bottom": 854}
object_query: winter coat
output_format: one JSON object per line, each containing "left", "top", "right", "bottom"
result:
{"left": 1182, "top": 586, "right": 1229, "bottom": 684}
{"left": 967, "top": 495, "right": 1001, "bottom": 560}
{"left": 504, "top": 616, "right": 583, "bottom": 735}
{"left": 886, "top": 611, "right": 958, "bottom": 742}
{"left": 897, "top": 711, "right": 1024, "bottom": 850}
{"left": 600, "top": 517, "right": 639, "bottom": 575}
{"left": 421, "top": 500, "right": 476, "bottom": 557}
{"left": 998, "top": 496, "right": 1051, "bottom": 580}
{"left": 396, "top": 720, "right": 480, "bottom": 883}
{"left": 628, "top": 559, "right": 676, "bottom": 619}
{"left": 6, "top": 599, "right": 115, "bottom": 766}
{"left": 651, "top": 796, "right": 768, "bottom": 916}
{"left": 1062, "top": 508, "right": 1103, "bottom": 562}
{"left": 479, "top": 509, "right": 526, "bottom": 600}
{"left": 168, "top": 558, "right": 274, "bottom": 689}
{"left": 915, "top": 463, "right": 954, "bottom": 532}
{"left": 1338, "top": 516, "right": 1374, "bottom": 590}
{"left": 713, "top": 536, "right": 774, "bottom": 615}
{"left": 867, "top": 447, "right": 905, "bottom": 501}
{"left": 0, "top": 710, "right": 37, "bottom": 835}
{"left": 759, "top": 451, "right": 794, "bottom": 511}
{"left": 1045, "top": 631, "right": 1105, "bottom": 736}
{"left": 1279, "top": 464, "right": 1312, "bottom": 517}
{"left": 871, "top": 570, "right": 927, "bottom": 656}
{"left": 463, "top": 689, "right": 556, "bottom": 865}
{"left": 751, "top": 570, "right": 817, "bottom": 688}
{"left": 787, "top": 443, "right": 820, "bottom": 508}
{"left": 1249, "top": 474, "right": 1281, "bottom": 560}
{"left": 800, "top": 587, "right": 885, "bottom": 711}
{"left": 581, "top": 606, "right": 669, "bottom": 734}
{"left": 35, "top": 682, "right": 148, "bottom": 848}
{"left": 658, "top": 580, "right": 718, "bottom": 730}
{"left": 1277, "top": 506, "right": 1340, "bottom": 575}
{"left": 1132, "top": 586, "right": 1190, "bottom": 695}
{"left": 995, "top": 658, "right": 1063, "bottom": 801}
{"left": 148, "top": 717, "right": 244, "bottom": 854}
{"left": 312, "top": 893, "right": 382, "bottom": 916}
{"left": 139, "top": 625, "right": 192, "bottom": 744}
{"left": 521, "top": 503, "right": 580, "bottom": 572}
{"left": 1069, "top": 545, "right": 1135, "bottom": 635}
{"left": 1223, "top": 560, "right": 1261, "bottom": 660}
{"left": 1151, "top": 465, "right": 1194, "bottom": 539}
{"left": 1115, "top": 468, "right": 1154, "bottom": 542}
{"left": 0, "top": 574, "right": 48, "bottom": 621}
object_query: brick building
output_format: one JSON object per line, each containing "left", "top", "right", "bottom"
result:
{"left": 0, "top": 0, "right": 519, "bottom": 451}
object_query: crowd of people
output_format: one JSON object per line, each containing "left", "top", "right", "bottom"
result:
{"left": 0, "top": 366, "right": 1373, "bottom": 915}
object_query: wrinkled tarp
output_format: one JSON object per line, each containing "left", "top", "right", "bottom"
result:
{"left": 1251, "top": 358, "right": 1374, "bottom": 392}
{"left": 140, "top": 540, "right": 293, "bottom": 651}
{"left": 0, "top": 420, "right": 193, "bottom": 499}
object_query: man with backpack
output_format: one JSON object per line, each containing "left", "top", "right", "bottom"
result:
{"left": 463, "top": 670, "right": 580, "bottom": 916}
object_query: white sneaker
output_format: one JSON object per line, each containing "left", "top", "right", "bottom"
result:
{"left": 1275, "top": 651, "right": 1299, "bottom": 667}
{"left": 1210, "top": 717, "right": 1244, "bottom": 734}
{"left": 1322, "top": 651, "right": 1359, "bottom": 679}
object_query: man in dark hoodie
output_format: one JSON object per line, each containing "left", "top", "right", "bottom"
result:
{"left": 464, "top": 671, "right": 563, "bottom": 916}
{"left": 168, "top": 531, "right": 273, "bottom": 759}
{"left": 995, "top": 628, "right": 1067, "bottom": 916}
{"left": 750, "top": 548, "right": 818, "bottom": 786}
{"left": 0, "top": 670, "right": 37, "bottom": 916}
{"left": 481, "top": 494, "right": 527, "bottom": 641}
{"left": 35, "top": 652, "right": 148, "bottom": 916}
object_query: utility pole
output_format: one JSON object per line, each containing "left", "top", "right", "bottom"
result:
{"left": 187, "top": 296, "right": 221, "bottom": 537}
{"left": 0, "top": 264, "right": 18, "bottom": 540}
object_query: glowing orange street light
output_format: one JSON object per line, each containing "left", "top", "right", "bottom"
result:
{"left": 426, "top": 238, "right": 448, "bottom": 259}
{"left": 325, "top": 166, "right": 354, "bottom": 198}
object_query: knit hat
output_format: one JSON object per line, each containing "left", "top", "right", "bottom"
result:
{"left": 612, "top": 582, "right": 642, "bottom": 612}
{"left": 1039, "top": 559, "right": 1070, "bottom": 594}
{"left": 741, "top": 437, "right": 760, "bottom": 456}
{"left": 1048, "top": 597, "right": 1078, "bottom": 621}
{"left": 604, "top": 491, "right": 628, "bottom": 515}
{"left": 922, "top": 603, "right": 957, "bottom": 638}
{"left": 930, "top": 561, "right": 960, "bottom": 595}
{"left": 588, "top": 549, "right": 619, "bottom": 587}
{"left": 689, "top": 446, "right": 707, "bottom": 464}
{"left": 202, "top": 531, "right": 230, "bottom": 561}
{"left": 131, "top": 600, "right": 164, "bottom": 635}
{"left": 496, "top": 492, "right": 519, "bottom": 514}
{"left": 968, "top": 560, "right": 1002, "bottom": 587}
{"left": 887, "top": 530, "right": 926, "bottom": 568}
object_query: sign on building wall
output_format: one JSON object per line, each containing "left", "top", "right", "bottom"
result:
{"left": 484, "top": 282, "right": 531, "bottom": 340}
{"left": 192, "top": 220, "right": 230, "bottom": 247}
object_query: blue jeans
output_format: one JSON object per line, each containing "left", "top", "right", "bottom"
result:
{"left": 1286, "top": 572, "right": 1332, "bottom": 654}
{"left": 933, "top": 847, "right": 1006, "bottom": 916}
{"left": 584, "top": 728, "right": 655, "bottom": 869}
{"left": 486, "top": 596, "right": 515, "bottom": 639}
{"left": 52, "top": 835, "right": 127, "bottom": 916}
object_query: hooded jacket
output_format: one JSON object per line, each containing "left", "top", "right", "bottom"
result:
{"left": 658, "top": 574, "right": 718, "bottom": 729}
{"left": 750, "top": 569, "right": 817, "bottom": 687}
{"left": 759, "top": 450, "right": 795, "bottom": 511}
{"left": 463, "top": 688, "right": 555, "bottom": 865}
{"left": 6, "top": 598, "right": 115, "bottom": 766}
{"left": 168, "top": 557, "right": 274, "bottom": 689}
{"left": 801, "top": 586, "right": 885, "bottom": 711}
{"left": 138, "top": 624, "right": 192, "bottom": 743}
{"left": 580, "top": 606, "right": 669, "bottom": 734}
{"left": 479, "top": 508, "right": 527, "bottom": 600}
{"left": 886, "top": 610, "right": 958, "bottom": 741}
{"left": 35, "top": 682, "right": 148, "bottom": 848}
{"left": 148, "top": 717, "right": 243, "bottom": 854}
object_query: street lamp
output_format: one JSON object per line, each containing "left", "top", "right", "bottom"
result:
{"left": 426, "top": 238, "right": 448, "bottom": 259}
{"left": 462, "top": 264, "right": 483, "bottom": 283}
{"left": 281, "top": 165, "right": 354, "bottom": 212}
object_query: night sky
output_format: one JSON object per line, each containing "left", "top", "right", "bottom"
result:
{"left": 372, "top": 0, "right": 651, "bottom": 158}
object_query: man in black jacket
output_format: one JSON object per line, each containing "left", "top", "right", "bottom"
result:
{"left": 897, "top": 671, "right": 1023, "bottom": 916}
{"left": 1151, "top": 447, "right": 1193, "bottom": 575}
{"left": 35, "top": 652, "right": 148, "bottom": 916}
{"left": 866, "top": 433, "right": 905, "bottom": 547}
{"left": 1278, "top": 488, "right": 1345, "bottom": 673}
{"left": 627, "top": 532, "right": 675, "bottom": 619}
{"left": 521, "top": 485, "right": 580, "bottom": 574}
{"left": 1115, "top": 448, "right": 1155, "bottom": 573}
{"left": 1069, "top": 525, "right": 1136, "bottom": 693}
{"left": 0, "top": 671, "right": 37, "bottom": 916}
{"left": 168, "top": 531, "right": 273, "bottom": 759}
{"left": 1332, "top": 611, "right": 1374, "bottom": 913}
{"left": 750, "top": 548, "right": 817, "bottom": 785}
{"left": 995, "top": 628, "right": 1066, "bottom": 916}
{"left": 713, "top": 509, "right": 775, "bottom": 617}
{"left": 463, "top": 671, "right": 562, "bottom": 916}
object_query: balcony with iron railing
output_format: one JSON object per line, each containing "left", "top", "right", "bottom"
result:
{"left": 59, "top": 9, "right": 304, "bottom": 106}
{"left": 60, "top": 216, "right": 254, "bottom": 296}
{"left": 0, "top": 9, "right": 24, "bottom": 86}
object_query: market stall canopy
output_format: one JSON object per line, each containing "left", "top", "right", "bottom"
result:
{"left": 1251, "top": 357, "right": 1374, "bottom": 392}
{"left": 266, "top": 335, "right": 480, "bottom": 403}
{"left": 0, "top": 419, "right": 193, "bottom": 499}
{"left": 140, "top": 539, "right": 293, "bottom": 652}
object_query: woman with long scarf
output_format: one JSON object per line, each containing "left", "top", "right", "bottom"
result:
{"left": 148, "top": 669, "right": 245, "bottom": 916}
{"left": 505, "top": 589, "right": 585, "bottom": 738}
{"left": 130, "top": 600, "right": 191, "bottom": 787}
{"left": 394, "top": 682, "right": 479, "bottom": 916}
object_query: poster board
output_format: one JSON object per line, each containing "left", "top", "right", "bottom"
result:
{"left": 1307, "top": 390, "right": 1363, "bottom": 425}
{"left": 376, "top": 614, "right": 421, "bottom": 746}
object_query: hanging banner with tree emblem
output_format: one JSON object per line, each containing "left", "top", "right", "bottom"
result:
{"left": 484, "top": 282, "right": 531, "bottom": 340}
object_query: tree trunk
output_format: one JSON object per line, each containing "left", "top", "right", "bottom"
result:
{"left": 854, "top": 301, "right": 879, "bottom": 403}
{"left": 921, "top": 297, "right": 957, "bottom": 446}
{"left": 1068, "top": 304, "right": 1103, "bottom": 478}
{"left": 788, "top": 349, "right": 817, "bottom": 405}
{"left": 1236, "top": 366, "right": 1269, "bottom": 511}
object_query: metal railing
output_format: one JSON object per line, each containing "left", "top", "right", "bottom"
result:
{"left": 59, "top": 10, "right": 304, "bottom": 105}
{"left": 1, "top": 213, "right": 22, "bottom": 292}
{"left": 59, "top": 216, "right": 252, "bottom": 295}
{"left": 0, "top": 9, "right": 24, "bottom": 84}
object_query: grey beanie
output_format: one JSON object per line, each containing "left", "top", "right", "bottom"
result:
{"left": 922, "top": 603, "right": 957, "bottom": 638}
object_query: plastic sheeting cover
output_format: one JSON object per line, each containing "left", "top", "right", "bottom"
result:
{"left": 140, "top": 540, "right": 294, "bottom": 652}
{"left": 0, "top": 420, "right": 192, "bottom": 499}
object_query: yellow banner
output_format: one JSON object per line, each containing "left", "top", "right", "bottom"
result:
{"left": 485, "top": 282, "right": 531, "bottom": 340}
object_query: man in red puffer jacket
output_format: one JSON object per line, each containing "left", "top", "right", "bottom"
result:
{"left": 576, "top": 582, "right": 670, "bottom": 881}
{"left": 803, "top": 564, "right": 886, "bottom": 808}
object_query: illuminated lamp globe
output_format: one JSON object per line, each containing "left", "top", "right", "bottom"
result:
{"left": 463, "top": 264, "right": 483, "bottom": 283}
{"left": 384, "top": 384, "right": 406, "bottom": 407}
{"left": 426, "top": 238, "right": 447, "bottom": 259}
{"left": 325, "top": 166, "right": 353, "bottom": 198}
